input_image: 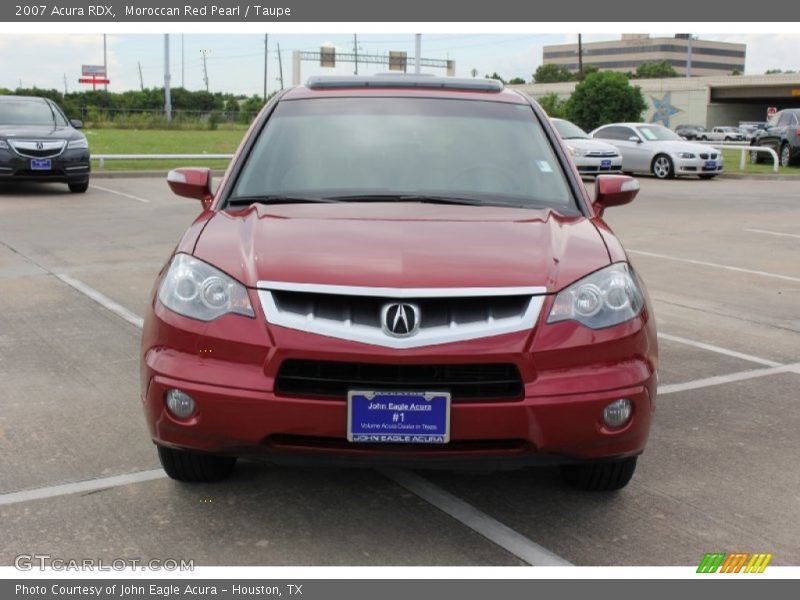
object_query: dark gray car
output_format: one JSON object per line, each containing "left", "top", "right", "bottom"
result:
{"left": 0, "top": 95, "right": 90, "bottom": 193}
{"left": 750, "top": 108, "right": 800, "bottom": 167}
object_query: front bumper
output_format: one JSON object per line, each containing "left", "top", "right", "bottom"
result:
{"left": 141, "top": 292, "right": 658, "bottom": 468}
{"left": 573, "top": 155, "right": 622, "bottom": 175}
{"left": 674, "top": 155, "right": 724, "bottom": 176}
{"left": 0, "top": 148, "right": 90, "bottom": 183}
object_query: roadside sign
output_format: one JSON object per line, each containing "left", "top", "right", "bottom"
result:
{"left": 79, "top": 78, "right": 110, "bottom": 85}
{"left": 320, "top": 46, "right": 335, "bottom": 68}
{"left": 792, "top": 89, "right": 800, "bottom": 96}
{"left": 389, "top": 51, "right": 407, "bottom": 72}
{"left": 767, "top": 106, "right": 777, "bottom": 119}
{"left": 81, "top": 64, "right": 106, "bottom": 77}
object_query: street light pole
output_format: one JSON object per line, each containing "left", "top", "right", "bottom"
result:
{"left": 414, "top": 34, "right": 421, "bottom": 74}
{"left": 164, "top": 34, "right": 172, "bottom": 122}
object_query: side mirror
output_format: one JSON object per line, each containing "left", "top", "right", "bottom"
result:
{"left": 627, "top": 136, "right": 641, "bottom": 143}
{"left": 70, "top": 119, "right": 84, "bottom": 129}
{"left": 167, "top": 167, "right": 213, "bottom": 210}
{"left": 593, "top": 175, "right": 639, "bottom": 216}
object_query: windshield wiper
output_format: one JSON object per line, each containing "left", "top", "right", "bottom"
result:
{"left": 227, "top": 195, "right": 339, "bottom": 207}
{"left": 324, "top": 194, "right": 525, "bottom": 208}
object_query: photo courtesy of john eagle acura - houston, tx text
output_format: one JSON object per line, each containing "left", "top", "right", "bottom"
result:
{"left": 140, "top": 74, "right": 658, "bottom": 492}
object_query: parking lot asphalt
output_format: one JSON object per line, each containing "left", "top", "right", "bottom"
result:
{"left": 1, "top": 176, "right": 798, "bottom": 567}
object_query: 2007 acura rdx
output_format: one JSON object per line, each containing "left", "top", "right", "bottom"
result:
{"left": 141, "top": 75, "right": 658, "bottom": 491}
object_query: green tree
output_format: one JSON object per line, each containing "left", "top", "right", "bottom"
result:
{"left": 537, "top": 92, "right": 567, "bottom": 118}
{"left": 507, "top": 77, "right": 526, "bottom": 85}
{"left": 532, "top": 63, "right": 575, "bottom": 83}
{"left": 731, "top": 68, "right": 742, "bottom": 76}
{"left": 565, "top": 71, "right": 647, "bottom": 132}
{"left": 765, "top": 69, "right": 783, "bottom": 74}
{"left": 484, "top": 72, "right": 506, "bottom": 84}
{"left": 633, "top": 60, "right": 679, "bottom": 79}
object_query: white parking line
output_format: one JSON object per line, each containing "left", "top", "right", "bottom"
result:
{"left": 744, "top": 228, "right": 800, "bottom": 240}
{"left": 382, "top": 469, "right": 571, "bottom": 566}
{"left": 89, "top": 184, "right": 151, "bottom": 204}
{"left": 658, "top": 363, "right": 800, "bottom": 395}
{"left": 0, "top": 470, "right": 166, "bottom": 506}
{"left": 657, "top": 333, "right": 783, "bottom": 367}
{"left": 629, "top": 249, "right": 800, "bottom": 284}
{"left": 56, "top": 273, "right": 144, "bottom": 329}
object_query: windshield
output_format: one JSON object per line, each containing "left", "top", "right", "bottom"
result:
{"left": 231, "top": 97, "right": 577, "bottom": 212}
{"left": 552, "top": 119, "right": 588, "bottom": 139}
{"left": 0, "top": 99, "right": 67, "bottom": 126}
{"left": 637, "top": 125, "right": 683, "bottom": 141}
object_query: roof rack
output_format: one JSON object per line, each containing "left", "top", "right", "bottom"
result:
{"left": 306, "top": 75, "right": 504, "bottom": 92}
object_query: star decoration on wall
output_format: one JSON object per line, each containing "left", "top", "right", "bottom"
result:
{"left": 650, "top": 92, "right": 681, "bottom": 127}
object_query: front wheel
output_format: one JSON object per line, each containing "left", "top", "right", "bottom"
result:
{"left": 652, "top": 154, "right": 674, "bottom": 179}
{"left": 750, "top": 147, "right": 762, "bottom": 164}
{"left": 68, "top": 181, "right": 89, "bottom": 193}
{"left": 157, "top": 446, "right": 237, "bottom": 482}
{"left": 560, "top": 457, "right": 638, "bottom": 491}
{"left": 781, "top": 144, "right": 792, "bottom": 167}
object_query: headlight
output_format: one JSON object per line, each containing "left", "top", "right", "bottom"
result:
{"left": 567, "top": 145, "right": 586, "bottom": 157}
{"left": 158, "top": 254, "right": 255, "bottom": 321}
{"left": 0, "top": 139, "right": 8, "bottom": 150}
{"left": 67, "top": 137, "right": 89, "bottom": 150}
{"left": 547, "top": 263, "right": 644, "bottom": 329}
{"left": 678, "top": 152, "right": 695, "bottom": 159}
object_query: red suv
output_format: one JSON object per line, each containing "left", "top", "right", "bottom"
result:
{"left": 142, "top": 75, "right": 658, "bottom": 491}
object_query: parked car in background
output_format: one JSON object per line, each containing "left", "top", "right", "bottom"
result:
{"left": 750, "top": 108, "right": 800, "bottom": 167}
{"left": 740, "top": 122, "right": 766, "bottom": 141}
{"left": 550, "top": 118, "right": 622, "bottom": 176}
{"left": 706, "top": 126, "right": 745, "bottom": 142}
{"left": 0, "top": 95, "right": 90, "bottom": 193}
{"left": 674, "top": 124, "right": 706, "bottom": 140}
{"left": 591, "top": 122, "right": 724, "bottom": 179}
{"left": 143, "top": 75, "right": 658, "bottom": 492}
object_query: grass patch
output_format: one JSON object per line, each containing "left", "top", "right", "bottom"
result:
{"left": 721, "top": 148, "right": 800, "bottom": 176}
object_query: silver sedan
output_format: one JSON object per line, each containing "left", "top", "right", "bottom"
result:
{"left": 590, "top": 123, "right": 724, "bottom": 179}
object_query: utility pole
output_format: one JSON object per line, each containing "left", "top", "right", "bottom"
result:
{"left": 200, "top": 49, "right": 210, "bottom": 92}
{"left": 264, "top": 33, "right": 269, "bottom": 102}
{"left": 277, "top": 42, "right": 284, "bottom": 90}
{"left": 578, "top": 34, "right": 584, "bottom": 80}
{"left": 138, "top": 61, "right": 144, "bottom": 91}
{"left": 414, "top": 34, "right": 421, "bottom": 74}
{"left": 63, "top": 73, "right": 68, "bottom": 95}
{"left": 164, "top": 34, "right": 172, "bottom": 122}
{"left": 354, "top": 34, "right": 358, "bottom": 75}
{"left": 103, "top": 34, "right": 108, "bottom": 92}
{"left": 686, "top": 35, "right": 693, "bottom": 78}
{"left": 181, "top": 34, "right": 185, "bottom": 88}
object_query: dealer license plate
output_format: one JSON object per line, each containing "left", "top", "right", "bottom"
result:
{"left": 31, "top": 159, "right": 52, "bottom": 170}
{"left": 347, "top": 390, "right": 450, "bottom": 444}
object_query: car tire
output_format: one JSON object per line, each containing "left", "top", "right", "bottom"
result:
{"left": 157, "top": 445, "right": 237, "bottom": 482}
{"left": 560, "top": 457, "right": 638, "bottom": 491}
{"left": 651, "top": 154, "right": 674, "bottom": 179}
{"left": 780, "top": 143, "right": 792, "bottom": 167}
{"left": 68, "top": 181, "right": 89, "bottom": 193}
{"left": 750, "top": 147, "right": 762, "bottom": 164}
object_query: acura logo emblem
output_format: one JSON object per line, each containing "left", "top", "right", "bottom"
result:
{"left": 381, "top": 302, "right": 420, "bottom": 337}
{"left": 36, "top": 142, "right": 44, "bottom": 150}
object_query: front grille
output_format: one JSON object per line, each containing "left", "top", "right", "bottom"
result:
{"left": 700, "top": 152, "right": 719, "bottom": 160}
{"left": 585, "top": 150, "right": 617, "bottom": 157}
{"left": 276, "top": 360, "right": 524, "bottom": 402}
{"left": 8, "top": 139, "right": 66, "bottom": 159}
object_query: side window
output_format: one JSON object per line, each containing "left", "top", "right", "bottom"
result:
{"left": 777, "top": 112, "right": 792, "bottom": 127}
{"left": 595, "top": 126, "right": 634, "bottom": 141}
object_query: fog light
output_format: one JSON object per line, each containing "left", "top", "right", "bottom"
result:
{"left": 603, "top": 398, "right": 632, "bottom": 428}
{"left": 166, "top": 389, "right": 196, "bottom": 419}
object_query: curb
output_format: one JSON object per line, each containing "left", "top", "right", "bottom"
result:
{"left": 721, "top": 173, "right": 800, "bottom": 181}
{"left": 91, "top": 169, "right": 228, "bottom": 179}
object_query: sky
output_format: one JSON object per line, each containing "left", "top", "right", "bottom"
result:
{"left": 1, "top": 33, "right": 799, "bottom": 96}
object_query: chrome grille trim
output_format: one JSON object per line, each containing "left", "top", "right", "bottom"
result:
{"left": 8, "top": 139, "right": 66, "bottom": 159}
{"left": 257, "top": 281, "right": 547, "bottom": 349}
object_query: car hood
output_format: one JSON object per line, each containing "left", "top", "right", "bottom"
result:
{"left": 0, "top": 125, "right": 82, "bottom": 141}
{"left": 563, "top": 138, "right": 619, "bottom": 154}
{"left": 193, "top": 203, "right": 612, "bottom": 293}
{"left": 648, "top": 140, "right": 720, "bottom": 155}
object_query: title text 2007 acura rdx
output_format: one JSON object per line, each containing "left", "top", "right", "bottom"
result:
{"left": 141, "top": 75, "right": 658, "bottom": 491}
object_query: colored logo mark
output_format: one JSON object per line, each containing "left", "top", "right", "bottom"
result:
{"left": 697, "top": 552, "right": 773, "bottom": 573}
